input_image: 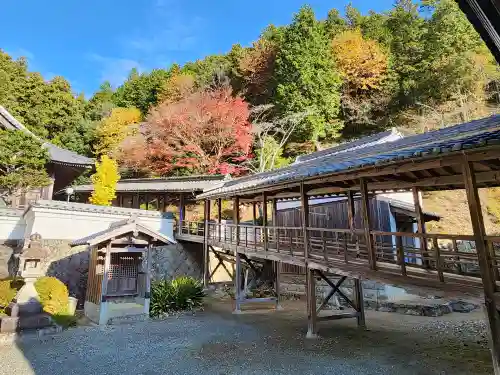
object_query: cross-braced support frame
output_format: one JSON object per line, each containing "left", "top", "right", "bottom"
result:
{"left": 233, "top": 253, "right": 281, "bottom": 313}
{"left": 306, "top": 269, "right": 366, "bottom": 337}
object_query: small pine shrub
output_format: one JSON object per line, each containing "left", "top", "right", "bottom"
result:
{"left": 34, "top": 276, "right": 69, "bottom": 316}
{"left": 150, "top": 276, "right": 204, "bottom": 317}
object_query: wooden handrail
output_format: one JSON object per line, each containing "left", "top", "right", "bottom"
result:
{"left": 370, "top": 230, "right": 476, "bottom": 241}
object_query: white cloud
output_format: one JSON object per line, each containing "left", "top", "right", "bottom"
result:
{"left": 87, "top": 53, "right": 142, "bottom": 88}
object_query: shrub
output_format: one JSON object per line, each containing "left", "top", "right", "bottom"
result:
{"left": 150, "top": 276, "right": 205, "bottom": 317}
{"left": 0, "top": 278, "right": 24, "bottom": 315}
{"left": 34, "top": 276, "right": 69, "bottom": 316}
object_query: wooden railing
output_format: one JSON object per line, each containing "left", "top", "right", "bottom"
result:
{"left": 179, "top": 220, "right": 205, "bottom": 237}
{"left": 180, "top": 222, "right": 498, "bottom": 290}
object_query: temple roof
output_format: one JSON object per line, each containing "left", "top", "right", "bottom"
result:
{"left": 73, "top": 175, "right": 227, "bottom": 194}
{"left": 70, "top": 216, "right": 176, "bottom": 246}
{"left": 0, "top": 106, "right": 94, "bottom": 167}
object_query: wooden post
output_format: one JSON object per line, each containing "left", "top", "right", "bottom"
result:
{"left": 306, "top": 268, "right": 317, "bottom": 338}
{"left": 353, "top": 278, "right": 366, "bottom": 329}
{"left": 203, "top": 199, "right": 210, "bottom": 288}
{"left": 463, "top": 160, "right": 500, "bottom": 373}
{"left": 275, "top": 261, "right": 282, "bottom": 310}
{"left": 347, "top": 191, "right": 355, "bottom": 232}
{"left": 262, "top": 192, "right": 268, "bottom": 250}
{"left": 163, "top": 194, "right": 168, "bottom": 212}
{"left": 234, "top": 251, "right": 242, "bottom": 313}
{"left": 144, "top": 244, "right": 152, "bottom": 315}
{"left": 360, "top": 178, "right": 376, "bottom": 270}
{"left": 272, "top": 198, "right": 278, "bottom": 247}
{"left": 252, "top": 201, "right": 257, "bottom": 225}
{"left": 178, "top": 193, "right": 185, "bottom": 235}
{"left": 217, "top": 198, "right": 222, "bottom": 242}
{"left": 413, "top": 187, "right": 429, "bottom": 268}
{"left": 98, "top": 242, "right": 112, "bottom": 325}
{"left": 145, "top": 193, "right": 149, "bottom": 210}
{"left": 300, "top": 182, "right": 310, "bottom": 260}
{"left": 233, "top": 196, "right": 240, "bottom": 245}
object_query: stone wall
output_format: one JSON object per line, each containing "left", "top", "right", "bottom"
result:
{"left": 151, "top": 242, "right": 203, "bottom": 282}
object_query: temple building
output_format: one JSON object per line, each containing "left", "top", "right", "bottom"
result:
{"left": 0, "top": 106, "right": 94, "bottom": 207}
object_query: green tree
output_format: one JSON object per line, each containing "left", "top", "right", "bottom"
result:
{"left": 0, "top": 129, "right": 51, "bottom": 206}
{"left": 113, "top": 68, "right": 170, "bottom": 116}
{"left": 274, "top": 6, "right": 343, "bottom": 147}
{"left": 89, "top": 155, "right": 120, "bottom": 206}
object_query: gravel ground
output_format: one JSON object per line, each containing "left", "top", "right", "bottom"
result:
{"left": 0, "top": 299, "right": 493, "bottom": 375}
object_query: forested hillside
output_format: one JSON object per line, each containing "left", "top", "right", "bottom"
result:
{"left": 1, "top": 0, "right": 500, "bottom": 230}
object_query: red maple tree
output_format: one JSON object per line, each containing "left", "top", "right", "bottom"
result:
{"left": 120, "top": 88, "right": 253, "bottom": 176}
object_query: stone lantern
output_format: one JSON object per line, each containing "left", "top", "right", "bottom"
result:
{"left": 18, "top": 233, "right": 49, "bottom": 281}
{"left": 1, "top": 234, "right": 51, "bottom": 332}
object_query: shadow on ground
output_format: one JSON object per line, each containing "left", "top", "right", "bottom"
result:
{"left": 1, "top": 298, "right": 493, "bottom": 375}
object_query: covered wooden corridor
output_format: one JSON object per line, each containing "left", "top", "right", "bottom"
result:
{"left": 176, "top": 115, "right": 500, "bottom": 373}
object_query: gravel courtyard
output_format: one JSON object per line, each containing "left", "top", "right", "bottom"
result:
{"left": 0, "top": 299, "right": 493, "bottom": 375}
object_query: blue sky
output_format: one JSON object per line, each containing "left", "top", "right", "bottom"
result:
{"left": 1, "top": 0, "right": 394, "bottom": 96}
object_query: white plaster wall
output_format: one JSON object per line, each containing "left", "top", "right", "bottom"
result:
{"left": 380, "top": 191, "right": 415, "bottom": 205}
{"left": 0, "top": 212, "right": 26, "bottom": 240}
{"left": 26, "top": 207, "right": 174, "bottom": 240}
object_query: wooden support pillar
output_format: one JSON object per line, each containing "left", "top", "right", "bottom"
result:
{"left": 275, "top": 261, "right": 282, "bottom": 310}
{"left": 163, "top": 194, "right": 168, "bottom": 212}
{"left": 360, "top": 178, "right": 376, "bottom": 270}
{"left": 98, "top": 242, "right": 112, "bottom": 325}
{"left": 217, "top": 198, "right": 222, "bottom": 241}
{"left": 203, "top": 199, "right": 210, "bottom": 288}
{"left": 233, "top": 196, "right": 240, "bottom": 245}
{"left": 306, "top": 268, "right": 317, "bottom": 338}
{"left": 262, "top": 192, "right": 268, "bottom": 250}
{"left": 233, "top": 251, "right": 242, "bottom": 313}
{"left": 272, "top": 198, "right": 278, "bottom": 226}
{"left": 252, "top": 201, "right": 257, "bottom": 225}
{"left": 145, "top": 193, "right": 149, "bottom": 210}
{"left": 144, "top": 244, "right": 152, "bottom": 315}
{"left": 353, "top": 278, "right": 366, "bottom": 329}
{"left": 300, "top": 182, "right": 310, "bottom": 260}
{"left": 412, "top": 187, "right": 429, "bottom": 268}
{"left": 347, "top": 191, "right": 355, "bottom": 232}
{"left": 133, "top": 193, "right": 139, "bottom": 209}
{"left": 463, "top": 160, "right": 500, "bottom": 373}
{"left": 178, "top": 193, "right": 185, "bottom": 235}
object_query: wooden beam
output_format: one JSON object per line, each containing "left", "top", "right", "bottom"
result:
{"left": 178, "top": 193, "right": 185, "bottom": 235}
{"left": 272, "top": 198, "right": 278, "bottom": 226}
{"left": 252, "top": 201, "right": 257, "bottom": 225}
{"left": 203, "top": 199, "right": 210, "bottom": 288}
{"left": 234, "top": 251, "right": 242, "bottom": 313}
{"left": 463, "top": 160, "right": 500, "bottom": 372}
{"left": 233, "top": 196, "right": 240, "bottom": 245}
{"left": 354, "top": 278, "right": 366, "bottom": 329}
{"left": 217, "top": 198, "right": 222, "bottom": 242}
{"left": 300, "top": 182, "right": 310, "bottom": 261}
{"left": 413, "top": 187, "right": 429, "bottom": 268}
{"left": 306, "top": 268, "right": 317, "bottom": 338}
{"left": 262, "top": 192, "right": 268, "bottom": 250}
{"left": 360, "top": 178, "right": 376, "bottom": 270}
{"left": 347, "top": 191, "right": 355, "bottom": 232}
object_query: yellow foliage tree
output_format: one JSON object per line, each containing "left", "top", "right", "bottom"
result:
{"left": 332, "top": 29, "right": 388, "bottom": 94}
{"left": 158, "top": 73, "right": 196, "bottom": 104}
{"left": 89, "top": 155, "right": 120, "bottom": 206}
{"left": 94, "top": 107, "right": 141, "bottom": 156}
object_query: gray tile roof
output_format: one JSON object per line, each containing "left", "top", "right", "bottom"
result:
{"left": 73, "top": 175, "right": 227, "bottom": 193}
{"left": 29, "top": 200, "right": 174, "bottom": 219}
{"left": 198, "top": 115, "right": 500, "bottom": 199}
{"left": 0, "top": 106, "right": 93, "bottom": 167}
{"left": 294, "top": 128, "right": 403, "bottom": 164}
{"left": 70, "top": 217, "right": 175, "bottom": 246}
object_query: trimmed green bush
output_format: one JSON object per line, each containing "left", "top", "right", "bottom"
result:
{"left": 0, "top": 278, "right": 24, "bottom": 315}
{"left": 150, "top": 276, "right": 204, "bottom": 317}
{"left": 34, "top": 276, "right": 69, "bottom": 316}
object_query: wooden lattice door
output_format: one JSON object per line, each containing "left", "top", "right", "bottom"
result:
{"left": 107, "top": 253, "right": 142, "bottom": 296}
